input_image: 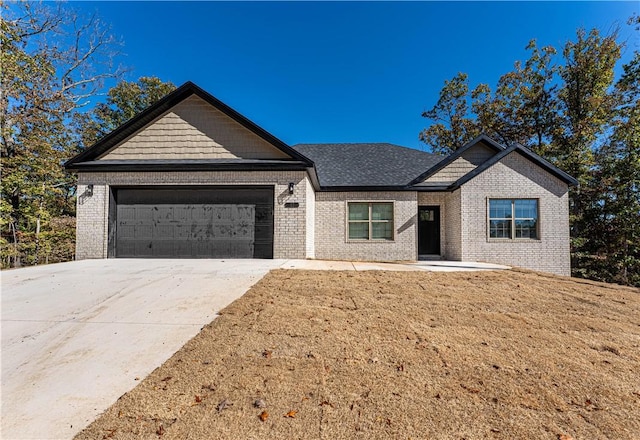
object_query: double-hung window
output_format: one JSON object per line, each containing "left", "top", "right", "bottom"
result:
{"left": 348, "top": 202, "right": 394, "bottom": 240}
{"left": 489, "top": 199, "right": 538, "bottom": 239}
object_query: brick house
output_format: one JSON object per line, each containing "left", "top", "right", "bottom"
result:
{"left": 65, "top": 82, "right": 577, "bottom": 276}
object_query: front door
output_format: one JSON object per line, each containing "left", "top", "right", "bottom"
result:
{"left": 418, "top": 206, "right": 440, "bottom": 255}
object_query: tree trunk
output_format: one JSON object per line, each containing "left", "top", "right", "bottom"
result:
{"left": 10, "top": 221, "right": 21, "bottom": 268}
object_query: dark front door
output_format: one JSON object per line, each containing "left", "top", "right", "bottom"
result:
{"left": 418, "top": 206, "right": 440, "bottom": 255}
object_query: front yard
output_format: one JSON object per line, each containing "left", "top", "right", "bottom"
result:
{"left": 76, "top": 269, "right": 640, "bottom": 439}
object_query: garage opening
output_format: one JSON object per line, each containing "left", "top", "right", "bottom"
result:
{"left": 109, "top": 186, "right": 274, "bottom": 258}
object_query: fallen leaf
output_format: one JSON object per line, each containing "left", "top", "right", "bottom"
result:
{"left": 460, "top": 384, "right": 480, "bottom": 394}
{"left": 156, "top": 425, "right": 165, "bottom": 436}
{"left": 195, "top": 395, "right": 202, "bottom": 403}
{"left": 254, "top": 398, "right": 266, "bottom": 408}
{"left": 217, "top": 399, "right": 232, "bottom": 412}
{"left": 160, "top": 376, "right": 172, "bottom": 382}
{"left": 259, "top": 411, "right": 269, "bottom": 421}
{"left": 285, "top": 410, "right": 298, "bottom": 418}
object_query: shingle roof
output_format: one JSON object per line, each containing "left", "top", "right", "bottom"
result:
{"left": 292, "top": 143, "right": 443, "bottom": 188}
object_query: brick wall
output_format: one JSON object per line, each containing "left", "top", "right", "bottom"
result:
{"left": 75, "top": 171, "right": 309, "bottom": 259}
{"left": 75, "top": 153, "right": 571, "bottom": 274}
{"left": 444, "top": 189, "right": 462, "bottom": 260}
{"left": 314, "top": 191, "right": 417, "bottom": 261}
{"left": 305, "top": 176, "right": 315, "bottom": 258}
{"left": 459, "top": 151, "right": 571, "bottom": 275}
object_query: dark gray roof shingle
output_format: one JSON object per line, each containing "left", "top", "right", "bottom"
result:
{"left": 292, "top": 143, "right": 443, "bottom": 188}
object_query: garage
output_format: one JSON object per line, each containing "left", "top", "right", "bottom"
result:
{"left": 109, "top": 186, "right": 274, "bottom": 258}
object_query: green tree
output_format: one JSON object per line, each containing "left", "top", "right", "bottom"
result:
{"left": 552, "top": 28, "right": 621, "bottom": 184}
{"left": 552, "top": 28, "right": 621, "bottom": 273}
{"left": 1, "top": 2, "right": 123, "bottom": 267}
{"left": 419, "top": 73, "right": 480, "bottom": 154}
{"left": 77, "top": 77, "right": 176, "bottom": 147}
{"left": 580, "top": 50, "right": 640, "bottom": 285}
{"left": 472, "top": 40, "right": 559, "bottom": 154}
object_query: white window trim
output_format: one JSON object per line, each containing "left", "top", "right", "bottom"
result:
{"left": 486, "top": 198, "right": 540, "bottom": 241}
{"left": 345, "top": 200, "right": 395, "bottom": 242}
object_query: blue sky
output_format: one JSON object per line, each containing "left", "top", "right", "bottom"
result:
{"left": 73, "top": 1, "right": 637, "bottom": 150}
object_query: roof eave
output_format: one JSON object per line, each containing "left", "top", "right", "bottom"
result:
{"left": 66, "top": 160, "right": 310, "bottom": 173}
{"left": 317, "top": 185, "right": 411, "bottom": 192}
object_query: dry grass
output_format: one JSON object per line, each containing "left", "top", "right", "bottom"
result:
{"left": 75, "top": 269, "right": 640, "bottom": 440}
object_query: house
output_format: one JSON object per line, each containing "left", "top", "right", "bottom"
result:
{"left": 65, "top": 82, "right": 578, "bottom": 276}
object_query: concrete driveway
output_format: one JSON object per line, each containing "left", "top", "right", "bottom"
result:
{"left": 1, "top": 259, "right": 285, "bottom": 440}
{"left": 1, "top": 258, "right": 508, "bottom": 439}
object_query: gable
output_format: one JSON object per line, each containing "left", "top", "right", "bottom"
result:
{"left": 454, "top": 146, "right": 578, "bottom": 190}
{"left": 99, "top": 95, "right": 291, "bottom": 161}
{"left": 65, "top": 81, "right": 313, "bottom": 170}
{"left": 419, "top": 142, "right": 496, "bottom": 185}
{"left": 460, "top": 150, "right": 569, "bottom": 197}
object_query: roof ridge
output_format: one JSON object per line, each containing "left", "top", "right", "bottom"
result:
{"left": 292, "top": 142, "right": 439, "bottom": 156}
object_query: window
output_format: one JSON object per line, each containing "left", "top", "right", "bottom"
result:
{"left": 348, "top": 202, "right": 394, "bottom": 240}
{"left": 489, "top": 199, "right": 538, "bottom": 239}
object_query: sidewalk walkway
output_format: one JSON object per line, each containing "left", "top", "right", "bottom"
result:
{"left": 278, "top": 259, "right": 511, "bottom": 272}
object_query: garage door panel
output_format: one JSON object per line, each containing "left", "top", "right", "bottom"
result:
{"left": 134, "top": 241, "right": 153, "bottom": 257}
{"left": 118, "top": 241, "right": 136, "bottom": 257}
{"left": 193, "top": 240, "right": 213, "bottom": 257}
{"left": 135, "top": 206, "right": 153, "bottom": 221}
{"left": 231, "top": 241, "right": 253, "bottom": 256}
{"left": 175, "top": 224, "right": 190, "bottom": 239}
{"left": 255, "top": 225, "right": 273, "bottom": 240}
{"left": 118, "top": 224, "right": 136, "bottom": 239}
{"left": 155, "top": 224, "right": 175, "bottom": 238}
{"left": 173, "top": 206, "right": 192, "bottom": 222}
{"left": 234, "top": 222, "right": 253, "bottom": 238}
{"left": 153, "top": 240, "right": 175, "bottom": 257}
{"left": 236, "top": 206, "right": 254, "bottom": 220}
{"left": 114, "top": 187, "right": 271, "bottom": 258}
{"left": 174, "top": 241, "right": 192, "bottom": 256}
{"left": 254, "top": 243, "right": 271, "bottom": 259}
{"left": 119, "top": 207, "right": 137, "bottom": 220}
{"left": 155, "top": 206, "right": 174, "bottom": 220}
{"left": 212, "top": 206, "right": 231, "bottom": 220}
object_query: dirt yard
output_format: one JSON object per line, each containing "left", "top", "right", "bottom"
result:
{"left": 75, "top": 269, "right": 640, "bottom": 440}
